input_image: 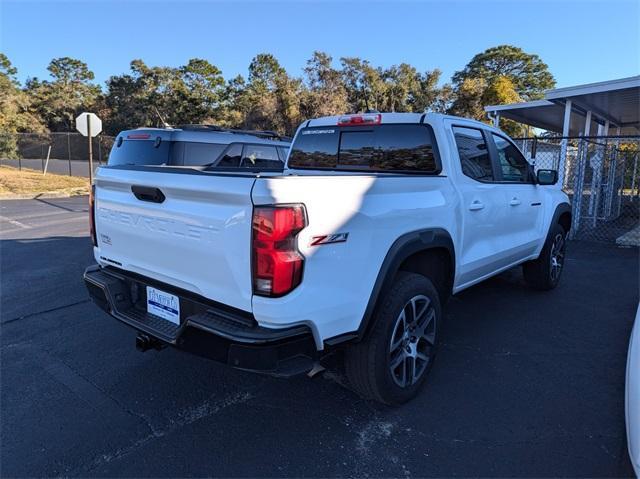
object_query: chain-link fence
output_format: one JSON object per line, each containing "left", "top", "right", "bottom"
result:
{"left": 0, "top": 132, "right": 115, "bottom": 178}
{"left": 514, "top": 135, "right": 640, "bottom": 244}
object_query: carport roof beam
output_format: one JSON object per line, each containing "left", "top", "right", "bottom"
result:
{"left": 484, "top": 75, "right": 640, "bottom": 136}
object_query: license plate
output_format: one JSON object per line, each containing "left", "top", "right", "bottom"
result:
{"left": 146, "top": 286, "right": 180, "bottom": 325}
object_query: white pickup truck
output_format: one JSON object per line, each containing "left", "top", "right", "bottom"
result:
{"left": 84, "top": 113, "right": 571, "bottom": 404}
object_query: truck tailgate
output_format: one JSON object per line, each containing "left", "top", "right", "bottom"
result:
{"left": 93, "top": 167, "right": 256, "bottom": 312}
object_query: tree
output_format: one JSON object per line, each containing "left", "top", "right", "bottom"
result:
{"left": 8, "top": 46, "right": 558, "bottom": 139}
{"left": 0, "top": 54, "right": 46, "bottom": 158}
{"left": 103, "top": 58, "right": 226, "bottom": 134}
{"left": 240, "top": 54, "right": 284, "bottom": 132}
{"left": 273, "top": 74, "right": 304, "bottom": 135}
{"left": 218, "top": 75, "right": 249, "bottom": 128}
{"left": 448, "top": 77, "right": 487, "bottom": 120}
{"left": 448, "top": 74, "right": 527, "bottom": 135}
{"left": 386, "top": 67, "right": 451, "bottom": 113}
{"left": 48, "top": 57, "right": 95, "bottom": 84}
{"left": 340, "top": 57, "right": 386, "bottom": 112}
{"left": 241, "top": 53, "right": 304, "bottom": 135}
{"left": 174, "top": 58, "right": 225, "bottom": 124}
{"left": 482, "top": 75, "right": 525, "bottom": 136}
{"left": 26, "top": 57, "right": 101, "bottom": 131}
{"left": 452, "top": 45, "right": 555, "bottom": 101}
{"left": 381, "top": 63, "right": 420, "bottom": 112}
{"left": 301, "top": 51, "right": 348, "bottom": 118}
{"left": 248, "top": 53, "right": 286, "bottom": 92}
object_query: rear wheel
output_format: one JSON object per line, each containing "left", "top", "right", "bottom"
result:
{"left": 345, "top": 272, "right": 441, "bottom": 404}
{"left": 523, "top": 223, "right": 567, "bottom": 290}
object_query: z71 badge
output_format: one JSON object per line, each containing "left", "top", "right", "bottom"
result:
{"left": 310, "top": 233, "right": 349, "bottom": 246}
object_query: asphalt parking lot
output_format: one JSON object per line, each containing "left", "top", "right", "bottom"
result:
{"left": 1, "top": 195, "right": 638, "bottom": 478}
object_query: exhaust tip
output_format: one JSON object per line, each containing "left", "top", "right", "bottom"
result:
{"left": 136, "top": 333, "right": 162, "bottom": 352}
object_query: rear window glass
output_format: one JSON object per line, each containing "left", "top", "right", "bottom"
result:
{"left": 108, "top": 139, "right": 172, "bottom": 166}
{"left": 108, "top": 138, "right": 226, "bottom": 167}
{"left": 288, "top": 124, "right": 439, "bottom": 173}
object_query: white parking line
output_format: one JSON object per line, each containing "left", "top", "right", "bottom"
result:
{"left": 0, "top": 215, "right": 31, "bottom": 229}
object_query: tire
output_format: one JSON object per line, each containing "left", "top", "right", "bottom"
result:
{"left": 345, "top": 272, "right": 441, "bottom": 405}
{"left": 523, "top": 223, "right": 567, "bottom": 290}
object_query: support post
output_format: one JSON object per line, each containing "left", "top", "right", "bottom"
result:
{"left": 589, "top": 123, "right": 605, "bottom": 227}
{"left": 614, "top": 126, "right": 624, "bottom": 217}
{"left": 558, "top": 100, "right": 572, "bottom": 189}
{"left": 570, "top": 110, "right": 592, "bottom": 237}
{"left": 632, "top": 153, "right": 639, "bottom": 201}
{"left": 492, "top": 113, "right": 500, "bottom": 128}
{"left": 43, "top": 145, "right": 52, "bottom": 175}
{"left": 87, "top": 115, "right": 93, "bottom": 184}
{"left": 584, "top": 110, "right": 592, "bottom": 137}
{"left": 67, "top": 132, "right": 72, "bottom": 176}
{"left": 599, "top": 121, "right": 612, "bottom": 219}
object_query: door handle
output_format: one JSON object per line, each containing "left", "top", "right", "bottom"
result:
{"left": 131, "top": 185, "right": 166, "bottom": 203}
{"left": 509, "top": 197, "right": 522, "bottom": 206}
{"left": 469, "top": 201, "right": 485, "bottom": 211}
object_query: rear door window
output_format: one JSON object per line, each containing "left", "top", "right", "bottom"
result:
{"left": 181, "top": 142, "right": 226, "bottom": 166}
{"left": 491, "top": 134, "right": 532, "bottom": 183}
{"left": 452, "top": 127, "right": 494, "bottom": 181}
{"left": 216, "top": 143, "right": 243, "bottom": 167}
{"left": 241, "top": 145, "right": 283, "bottom": 169}
{"left": 288, "top": 124, "right": 439, "bottom": 173}
{"left": 277, "top": 147, "right": 289, "bottom": 162}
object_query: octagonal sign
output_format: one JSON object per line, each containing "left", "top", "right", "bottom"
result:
{"left": 75, "top": 112, "right": 102, "bottom": 137}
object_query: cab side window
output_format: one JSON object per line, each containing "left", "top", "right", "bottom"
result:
{"left": 278, "top": 147, "right": 289, "bottom": 163}
{"left": 217, "top": 144, "right": 242, "bottom": 167}
{"left": 491, "top": 134, "right": 532, "bottom": 183}
{"left": 182, "top": 142, "right": 226, "bottom": 166}
{"left": 452, "top": 126, "right": 494, "bottom": 181}
{"left": 241, "top": 145, "right": 283, "bottom": 169}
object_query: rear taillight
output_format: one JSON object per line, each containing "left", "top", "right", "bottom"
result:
{"left": 89, "top": 185, "right": 97, "bottom": 247}
{"left": 337, "top": 113, "right": 381, "bottom": 126}
{"left": 252, "top": 205, "right": 307, "bottom": 297}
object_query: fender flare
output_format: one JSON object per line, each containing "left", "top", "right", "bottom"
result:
{"left": 548, "top": 202, "right": 571, "bottom": 241}
{"left": 354, "top": 228, "right": 455, "bottom": 342}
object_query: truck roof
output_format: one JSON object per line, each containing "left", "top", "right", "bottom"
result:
{"left": 116, "top": 127, "right": 291, "bottom": 147}
{"left": 305, "top": 112, "right": 490, "bottom": 130}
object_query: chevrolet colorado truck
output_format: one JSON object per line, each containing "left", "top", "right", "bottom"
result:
{"left": 84, "top": 113, "right": 571, "bottom": 404}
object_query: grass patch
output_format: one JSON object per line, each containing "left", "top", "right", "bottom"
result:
{"left": 0, "top": 165, "right": 89, "bottom": 198}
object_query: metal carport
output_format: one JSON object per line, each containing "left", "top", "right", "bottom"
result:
{"left": 485, "top": 76, "right": 640, "bottom": 244}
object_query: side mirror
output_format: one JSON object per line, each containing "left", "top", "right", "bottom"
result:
{"left": 537, "top": 169, "right": 558, "bottom": 185}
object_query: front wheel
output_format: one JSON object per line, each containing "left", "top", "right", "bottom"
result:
{"left": 345, "top": 272, "right": 441, "bottom": 405}
{"left": 523, "top": 223, "right": 567, "bottom": 290}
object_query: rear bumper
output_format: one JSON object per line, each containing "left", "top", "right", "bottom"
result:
{"left": 83, "top": 265, "right": 317, "bottom": 377}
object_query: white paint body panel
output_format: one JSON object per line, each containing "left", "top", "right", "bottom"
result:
{"left": 251, "top": 173, "right": 458, "bottom": 343}
{"left": 94, "top": 167, "right": 255, "bottom": 312}
{"left": 93, "top": 113, "right": 570, "bottom": 349}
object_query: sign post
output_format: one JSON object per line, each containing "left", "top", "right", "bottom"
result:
{"left": 75, "top": 112, "right": 102, "bottom": 183}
